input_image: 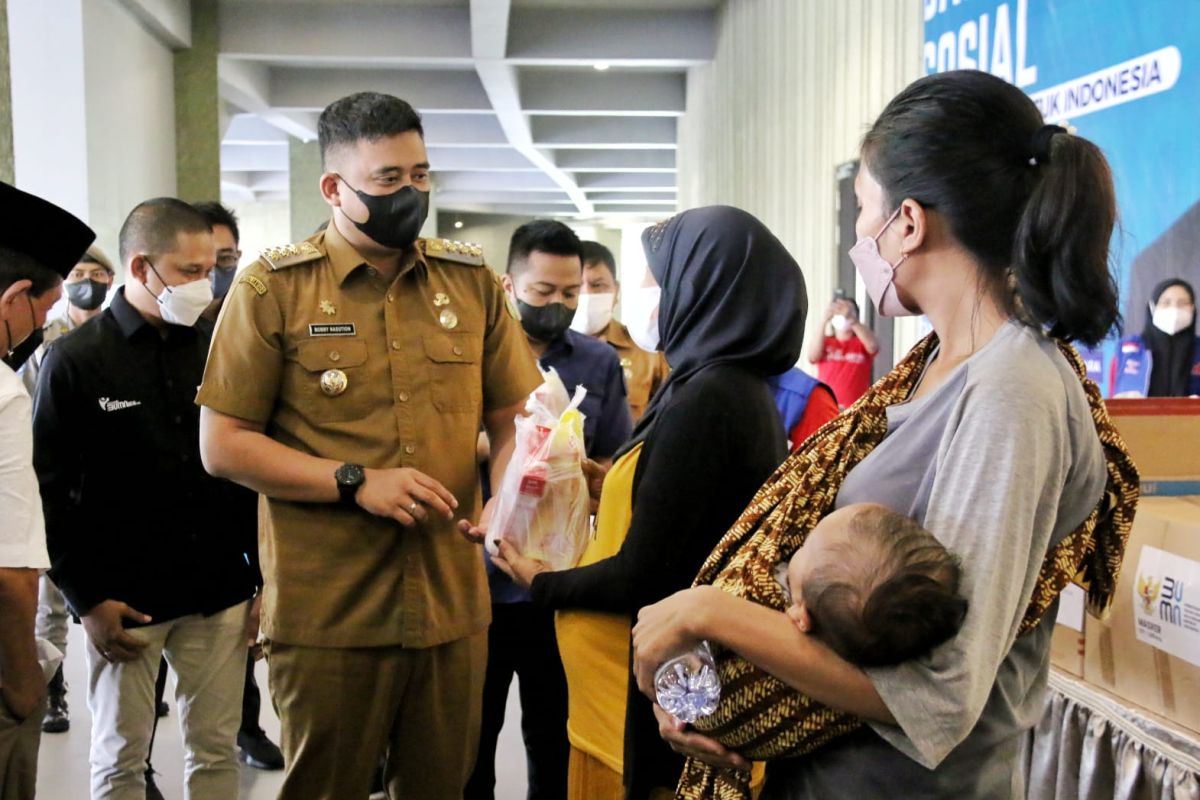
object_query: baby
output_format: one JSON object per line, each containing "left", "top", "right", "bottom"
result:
{"left": 779, "top": 503, "right": 968, "bottom": 667}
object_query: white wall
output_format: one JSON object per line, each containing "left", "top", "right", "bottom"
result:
{"left": 83, "top": 0, "right": 178, "bottom": 267}
{"left": 228, "top": 198, "right": 291, "bottom": 269}
{"left": 9, "top": 0, "right": 178, "bottom": 277}
{"left": 676, "top": 0, "right": 925, "bottom": 367}
{"left": 8, "top": 0, "right": 90, "bottom": 221}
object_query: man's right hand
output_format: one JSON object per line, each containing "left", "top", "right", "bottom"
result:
{"left": 82, "top": 600, "right": 152, "bottom": 663}
{"left": 0, "top": 665, "right": 46, "bottom": 721}
{"left": 357, "top": 468, "right": 458, "bottom": 527}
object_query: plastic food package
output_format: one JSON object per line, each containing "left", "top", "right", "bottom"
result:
{"left": 486, "top": 368, "right": 591, "bottom": 570}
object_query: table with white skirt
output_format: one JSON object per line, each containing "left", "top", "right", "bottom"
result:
{"left": 1023, "top": 668, "right": 1200, "bottom": 800}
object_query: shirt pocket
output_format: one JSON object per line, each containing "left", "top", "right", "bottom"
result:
{"left": 293, "top": 339, "right": 374, "bottom": 423}
{"left": 423, "top": 332, "right": 482, "bottom": 413}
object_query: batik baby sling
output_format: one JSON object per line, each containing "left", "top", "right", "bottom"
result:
{"left": 676, "top": 334, "right": 1140, "bottom": 799}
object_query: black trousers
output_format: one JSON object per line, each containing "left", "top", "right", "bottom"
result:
{"left": 464, "top": 602, "right": 569, "bottom": 800}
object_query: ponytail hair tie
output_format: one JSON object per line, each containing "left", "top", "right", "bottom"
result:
{"left": 1028, "top": 124, "right": 1067, "bottom": 167}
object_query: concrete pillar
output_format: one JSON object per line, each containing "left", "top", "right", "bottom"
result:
{"left": 174, "top": 0, "right": 219, "bottom": 202}
{"left": 288, "top": 138, "right": 327, "bottom": 241}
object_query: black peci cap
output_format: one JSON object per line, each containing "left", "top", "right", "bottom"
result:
{"left": 1, "top": 181, "right": 96, "bottom": 278}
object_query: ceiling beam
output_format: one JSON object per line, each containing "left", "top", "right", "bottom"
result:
{"left": 551, "top": 149, "right": 676, "bottom": 172}
{"left": 427, "top": 147, "right": 539, "bottom": 172}
{"left": 531, "top": 117, "right": 676, "bottom": 149}
{"left": 219, "top": 4, "right": 471, "bottom": 63}
{"left": 435, "top": 171, "right": 563, "bottom": 192}
{"left": 576, "top": 172, "right": 677, "bottom": 190}
{"left": 221, "top": 143, "right": 288, "bottom": 172}
{"left": 268, "top": 67, "right": 492, "bottom": 114}
{"left": 422, "top": 114, "right": 510, "bottom": 148}
{"left": 218, "top": 5, "right": 709, "bottom": 69}
{"left": 115, "top": 0, "right": 191, "bottom": 49}
{"left": 436, "top": 191, "right": 572, "bottom": 206}
{"left": 223, "top": 113, "right": 290, "bottom": 145}
{"left": 506, "top": 9, "right": 715, "bottom": 63}
{"left": 471, "top": 0, "right": 592, "bottom": 215}
{"left": 218, "top": 58, "right": 318, "bottom": 141}
{"left": 585, "top": 191, "right": 678, "bottom": 202}
{"left": 519, "top": 70, "right": 685, "bottom": 116}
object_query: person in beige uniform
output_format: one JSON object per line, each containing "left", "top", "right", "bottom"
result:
{"left": 196, "top": 92, "right": 541, "bottom": 800}
{"left": 572, "top": 241, "right": 668, "bottom": 422}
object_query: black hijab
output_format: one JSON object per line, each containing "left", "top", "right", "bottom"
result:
{"left": 616, "top": 206, "right": 807, "bottom": 458}
{"left": 1143, "top": 278, "right": 1197, "bottom": 397}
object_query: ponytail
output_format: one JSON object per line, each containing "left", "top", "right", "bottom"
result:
{"left": 863, "top": 71, "right": 1122, "bottom": 346}
{"left": 1013, "top": 131, "right": 1120, "bottom": 346}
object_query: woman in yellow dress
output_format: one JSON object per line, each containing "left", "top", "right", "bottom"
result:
{"left": 490, "top": 206, "right": 807, "bottom": 799}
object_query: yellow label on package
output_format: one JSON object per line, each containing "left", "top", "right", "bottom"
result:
{"left": 1132, "top": 545, "right": 1200, "bottom": 666}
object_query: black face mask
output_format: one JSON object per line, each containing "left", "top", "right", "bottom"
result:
{"left": 66, "top": 278, "right": 109, "bottom": 311}
{"left": 210, "top": 266, "right": 236, "bottom": 299}
{"left": 339, "top": 179, "right": 430, "bottom": 250}
{"left": 3, "top": 294, "right": 41, "bottom": 370}
{"left": 517, "top": 299, "right": 576, "bottom": 343}
{"left": 2, "top": 327, "right": 41, "bottom": 371}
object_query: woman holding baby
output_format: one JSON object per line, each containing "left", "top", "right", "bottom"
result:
{"left": 630, "top": 69, "right": 1138, "bottom": 799}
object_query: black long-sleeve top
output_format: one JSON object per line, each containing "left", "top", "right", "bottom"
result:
{"left": 530, "top": 362, "right": 788, "bottom": 798}
{"left": 32, "top": 288, "right": 259, "bottom": 623}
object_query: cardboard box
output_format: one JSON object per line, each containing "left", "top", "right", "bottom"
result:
{"left": 1080, "top": 401, "right": 1200, "bottom": 732}
{"left": 1106, "top": 398, "right": 1200, "bottom": 494}
{"left": 1083, "top": 497, "right": 1200, "bottom": 734}
{"left": 1051, "top": 583, "right": 1086, "bottom": 676}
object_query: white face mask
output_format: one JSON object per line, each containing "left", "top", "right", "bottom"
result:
{"left": 144, "top": 260, "right": 213, "bottom": 327}
{"left": 831, "top": 314, "right": 852, "bottom": 332}
{"left": 570, "top": 292, "right": 615, "bottom": 336}
{"left": 624, "top": 285, "right": 662, "bottom": 352}
{"left": 1152, "top": 304, "right": 1195, "bottom": 336}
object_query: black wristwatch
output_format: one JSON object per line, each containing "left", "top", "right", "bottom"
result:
{"left": 334, "top": 463, "right": 366, "bottom": 506}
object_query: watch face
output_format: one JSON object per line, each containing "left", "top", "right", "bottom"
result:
{"left": 336, "top": 463, "right": 365, "bottom": 487}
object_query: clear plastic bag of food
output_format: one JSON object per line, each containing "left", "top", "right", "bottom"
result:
{"left": 485, "top": 368, "right": 591, "bottom": 570}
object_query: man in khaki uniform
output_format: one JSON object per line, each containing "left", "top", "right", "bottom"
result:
{"left": 571, "top": 241, "right": 669, "bottom": 421}
{"left": 196, "top": 92, "right": 541, "bottom": 800}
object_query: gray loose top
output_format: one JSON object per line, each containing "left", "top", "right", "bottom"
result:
{"left": 765, "top": 321, "right": 1106, "bottom": 799}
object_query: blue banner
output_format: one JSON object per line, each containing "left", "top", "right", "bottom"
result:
{"left": 923, "top": 0, "right": 1200, "bottom": 393}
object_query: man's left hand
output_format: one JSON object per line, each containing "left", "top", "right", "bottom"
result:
{"left": 457, "top": 496, "right": 496, "bottom": 544}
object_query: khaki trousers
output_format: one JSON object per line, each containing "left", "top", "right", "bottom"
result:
{"left": 0, "top": 696, "right": 45, "bottom": 800}
{"left": 86, "top": 600, "right": 250, "bottom": 800}
{"left": 266, "top": 631, "right": 486, "bottom": 800}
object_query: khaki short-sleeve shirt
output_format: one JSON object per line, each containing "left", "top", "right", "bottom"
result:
{"left": 596, "top": 320, "right": 670, "bottom": 423}
{"left": 197, "top": 224, "right": 541, "bottom": 648}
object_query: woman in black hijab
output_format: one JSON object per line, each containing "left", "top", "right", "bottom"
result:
{"left": 1140, "top": 278, "right": 1199, "bottom": 397}
{"left": 490, "top": 206, "right": 806, "bottom": 799}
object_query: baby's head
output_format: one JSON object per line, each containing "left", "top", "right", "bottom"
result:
{"left": 786, "top": 503, "right": 968, "bottom": 667}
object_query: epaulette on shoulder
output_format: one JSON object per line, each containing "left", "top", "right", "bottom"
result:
{"left": 421, "top": 238, "right": 484, "bottom": 267}
{"left": 260, "top": 242, "right": 323, "bottom": 270}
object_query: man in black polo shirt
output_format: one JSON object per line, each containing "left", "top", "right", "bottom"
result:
{"left": 33, "top": 198, "right": 259, "bottom": 800}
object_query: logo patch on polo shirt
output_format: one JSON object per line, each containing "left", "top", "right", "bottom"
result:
{"left": 308, "top": 323, "right": 357, "bottom": 337}
{"left": 98, "top": 398, "right": 142, "bottom": 412}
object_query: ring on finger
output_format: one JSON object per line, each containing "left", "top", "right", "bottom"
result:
{"left": 408, "top": 501, "right": 419, "bottom": 515}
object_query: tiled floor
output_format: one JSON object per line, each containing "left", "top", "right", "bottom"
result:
{"left": 36, "top": 624, "right": 530, "bottom": 799}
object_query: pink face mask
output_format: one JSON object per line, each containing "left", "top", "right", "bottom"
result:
{"left": 849, "top": 207, "right": 920, "bottom": 317}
